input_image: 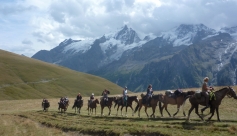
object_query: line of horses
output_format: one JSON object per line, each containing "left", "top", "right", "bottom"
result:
{"left": 42, "top": 86, "right": 237, "bottom": 122}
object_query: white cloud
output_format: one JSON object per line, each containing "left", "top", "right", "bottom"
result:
{"left": 0, "top": 0, "right": 237, "bottom": 57}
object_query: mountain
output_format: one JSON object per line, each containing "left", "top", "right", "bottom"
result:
{"left": 32, "top": 25, "right": 151, "bottom": 72}
{"left": 0, "top": 49, "right": 123, "bottom": 100}
{"left": 32, "top": 24, "right": 237, "bottom": 91}
{"left": 127, "top": 33, "right": 237, "bottom": 91}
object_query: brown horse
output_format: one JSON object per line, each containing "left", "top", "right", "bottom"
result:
{"left": 100, "top": 96, "right": 116, "bottom": 116}
{"left": 72, "top": 100, "right": 83, "bottom": 114}
{"left": 87, "top": 99, "right": 99, "bottom": 115}
{"left": 134, "top": 94, "right": 163, "bottom": 118}
{"left": 158, "top": 90, "right": 195, "bottom": 117}
{"left": 187, "top": 86, "right": 237, "bottom": 121}
{"left": 114, "top": 96, "right": 139, "bottom": 117}
{"left": 58, "top": 100, "right": 69, "bottom": 113}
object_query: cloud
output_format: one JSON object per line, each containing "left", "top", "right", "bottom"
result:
{"left": 22, "top": 39, "right": 33, "bottom": 45}
{"left": 0, "top": 4, "right": 36, "bottom": 15}
{"left": 0, "top": 0, "right": 237, "bottom": 57}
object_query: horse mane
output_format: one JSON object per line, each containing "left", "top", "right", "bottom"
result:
{"left": 215, "top": 87, "right": 228, "bottom": 92}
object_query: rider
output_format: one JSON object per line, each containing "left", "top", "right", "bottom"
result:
{"left": 202, "top": 77, "right": 213, "bottom": 107}
{"left": 42, "top": 98, "right": 46, "bottom": 107}
{"left": 102, "top": 89, "right": 109, "bottom": 105}
{"left": 58, "top": 97, "right": 64, "bottom": 110}
{"left": 146, "top": 84, "right": 153, "bottom": 106}
{"left": 122, "top": 86, "right": 128, "bottom": 106}
{"left": 89, "top": 93, "right": 95, "bottom": 105}
{"left": 74, "top": 93, "right": 82, "bottom": 105}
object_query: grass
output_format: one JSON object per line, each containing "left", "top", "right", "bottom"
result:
{"left": 0, "top": 49, "right": 123, "bottom": 100}
{"left": 1, "top": 89, "right": 237, "bottom": 136}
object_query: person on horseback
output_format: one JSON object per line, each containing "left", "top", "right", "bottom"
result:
{"left": 146, "top": 84, "right": 153, "bottom": 106}
{"left": 89, "top": 93, "right": 95, "bottom": 105}
{"left": 75, "top": 93, "right": 82, "bottom": 106}
{"left": 42, "top": 98, "right": 47, "bottom": 107}
{"left": 122, "top": 86, "right": 128, "bottom": 106}
{"left": 202, "top": 77, "right": 213, "bottom": 107}
{"left": 102, "top": 89, "right": 109, "bottom": 105}
{"left": 58, "top": 97, "right": 64, "bottom": 110}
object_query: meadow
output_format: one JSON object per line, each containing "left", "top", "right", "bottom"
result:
{"left": 1, "top": 87, "right": 237, "bottom": 136}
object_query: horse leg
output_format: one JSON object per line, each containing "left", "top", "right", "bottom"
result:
{"left": 145, "top": 106, "right": 149, "bottom": 118}
{"left": 121, "top": 106, "right": 124, "bottom": 116}
{"left": 116, "top": 105, "right": 119, "bottom": 116}
{"left": 201, "top": 106, "right": 209, "bottom": 114}
{"left": 187, "top": 105, "right": 195, "bottom": 121}
{"left": 129, "top": 105, "right": 134, "bottom": 116}
{"left": 108, "top": 106, "right": 111, "bottom": 116}
{"left": 164, "top": 104, "right": 171, "bottom": 117}
{"left": 207, "top": 107, "right": 216, "bottom": 121}
{"left": 173, "top": 105, "right": 180, "bottom": 117}
{"left": 194, "top": 105, "right": 204, "bottom": 121}
{"left": 159, "top": 102, "right": 164, "bottom": 117}
{"left": 125, "top": 106, "right": 128, "bottom": 117}
{"left": 95, "top": 108, "right": 97, "bottom": 116}
{"left": 138, "top": 105, "right": 142, "bottom": 118}
{"left": 101, "top": 107, "right": 104, "bottom": 116}
{"left": 150, "top": 105, "right": 156, "bottom": 118}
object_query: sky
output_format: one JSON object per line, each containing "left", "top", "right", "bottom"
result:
{"left": 0, "top": 0, "right": 237, "bottom": 57}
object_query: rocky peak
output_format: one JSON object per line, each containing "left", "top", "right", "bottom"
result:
{"left": 114, "top": 25, "right": 141, "bottom": 44}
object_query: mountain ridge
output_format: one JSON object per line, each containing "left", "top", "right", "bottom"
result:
{"left": 31, "top": 23, "right": 237, "bottom": 91}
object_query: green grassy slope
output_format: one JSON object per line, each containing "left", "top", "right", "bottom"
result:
{"left": 0, "top": 50, "right": 123, "bottom": 100}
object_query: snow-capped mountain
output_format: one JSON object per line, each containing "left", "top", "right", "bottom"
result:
{"left": 220, "top": 26, "right": 237, "bottom": 39}
{"left": 160, "top": 24, "right": 217, "bottom": 46}
{"left": 32, "top": 23, "right": 237, "bottom": 91}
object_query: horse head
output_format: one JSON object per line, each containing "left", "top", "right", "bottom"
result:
{"left": 227, "top": 86, "right": 237, "bottom": 99}
{"left": 134, "top": 96, "right": 139, "bottom": 103}
{"left": 95, "top": 99, "right": 99, "bottom": 104}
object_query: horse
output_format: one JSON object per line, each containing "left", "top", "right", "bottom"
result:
{"left": 158, "top": 90, "right": 195, "bottom": 117}
{"left": 100, "top": 96, "right": 116, "bottom": 116}
{"left": 134, "top": 93, "right": 163, "bottom": 118}
{"left": 58, "top": 99, "right": 69, "bottom": 113}
{"left": 87, "top": 99, "right": 100, "bottom": 115}
{"left": 114, "top": 95, "right": 139, "bottom": 117}
{"left": 187, "top": 86, "right": 237, "bottom": 122}
{"left": 72, "top": 99, "right": 83, "bottom": 114}
{"left": 42, "top": 100, "right": 50, "bottom": 112}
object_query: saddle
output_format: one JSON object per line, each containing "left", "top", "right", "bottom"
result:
{"left": 194, "top": 90, "right": 216, "bottom": 101}
{"left": 165, "top": 89, "right": 182, "bottom": 98}
{"left": 165, "top": 90, "right": 175, "bottom": 98}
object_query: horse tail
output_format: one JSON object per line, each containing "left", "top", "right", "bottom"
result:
{"left": 158, "top": 101, "right": 162, "bottom": 112}
{"left": 134, "top": 102, "right": 139, "bottom": 113}
{"left": 114, "top": 102, "right": 117, "bottom": 109}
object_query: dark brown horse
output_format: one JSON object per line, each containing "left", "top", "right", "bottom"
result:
{"left": 187, "top": 86, "right": 237, "bottom": 121}
{"left": 134, "top": 94, "right": 163, "bottom": 118}
{"left": 87, "top": 99, "right": 99, "bottom": 115}
{"left": 72, "top": 100, "right": 83, "bottom": 114}
{"left": 158, "top": 90, "right": 195, "bottom": 117}
{"left": 114, "top": 96, "right": 139, "bottom": 117}
{"left": 100, "top": 96, "right": 116, "bottom": 116}
{"left": 58, "top": 100, "right": 69, "bottom": 113}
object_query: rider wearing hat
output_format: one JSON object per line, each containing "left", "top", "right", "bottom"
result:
{"left": 122, "top": 86, "right": 128, "bottom": 106}
{"left": 146, "top": 84, "right": 153, "bottom": 106}
{"left": 202, "top": 77, "right": 213, "bottom": 107}
{"left": 89, "top": 93, "right": 95, "bottom": 105}
{"left": 102, "top": 89, "right": 109, "bottom": 105}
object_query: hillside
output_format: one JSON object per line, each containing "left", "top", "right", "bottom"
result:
{"left": 0, "top": 49, "right": 123, "bottom": 100}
